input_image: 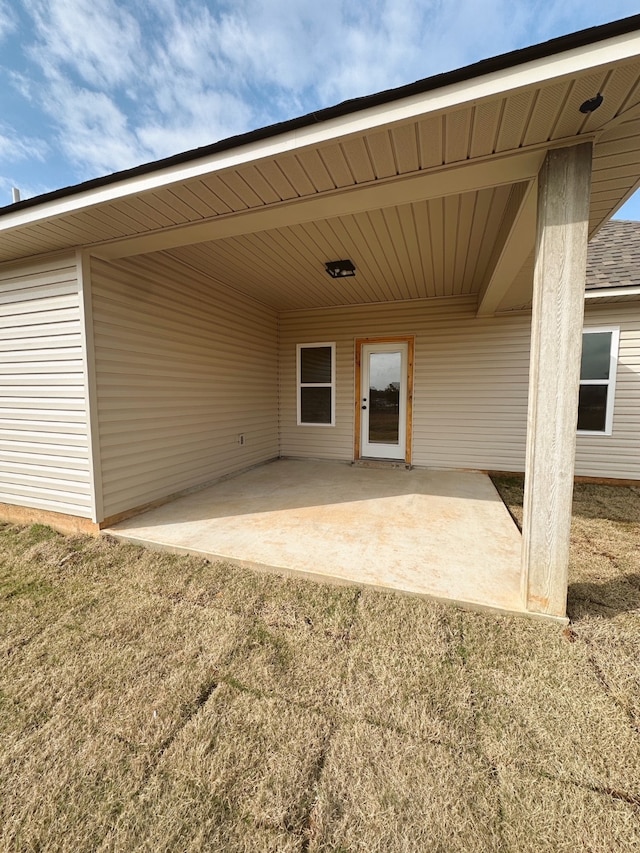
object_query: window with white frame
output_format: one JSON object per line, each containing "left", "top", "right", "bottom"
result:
{"left": 297, "top": 343, "right": 335, "bottom": 426}
{"left": 577, "top": 327, "right": 620, "bottom": 435}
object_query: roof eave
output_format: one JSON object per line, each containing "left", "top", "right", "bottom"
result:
{"left": 2, "top": 14, "right": 640, "bottom": 230}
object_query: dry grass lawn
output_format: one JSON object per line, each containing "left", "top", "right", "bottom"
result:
{"left": 0, "top": 479, "right": 639, "bottom": 852}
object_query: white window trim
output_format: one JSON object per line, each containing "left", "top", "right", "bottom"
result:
{"left": 296, "top": 342, "right": 336, "bottom": 427}
{"left": 578, "top": 326, "right": 620, "bottom": 436}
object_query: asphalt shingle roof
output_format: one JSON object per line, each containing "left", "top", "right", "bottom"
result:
{"left": 586, "top": 220, "right": 640, "bottom": 290}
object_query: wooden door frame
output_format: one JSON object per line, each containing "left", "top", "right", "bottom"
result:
{"left": 354, "top": 335, "right": 414, "bottom": 464}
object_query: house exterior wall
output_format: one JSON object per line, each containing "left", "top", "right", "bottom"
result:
{"left": 90, "top": 254, "right": 279, "bottom": 521}
{"left": 279, "top": 296, "right": 531, "bottom": 470}
{"left": 279, "top": 296, "right": 640, "bottom": 480}
{"left": 578, "top": 301, "right": 640, "bottom": 478}
{"left": 0, "top": 253, "right": 94, "bottom": 518}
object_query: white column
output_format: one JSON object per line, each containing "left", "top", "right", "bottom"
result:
{"left": 521, "top": 142, "right": 592, "bottom": 618}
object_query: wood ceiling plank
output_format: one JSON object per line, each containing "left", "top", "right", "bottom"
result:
{"left": 275, "top": 155, "right": 317, "bottom": 196}
{"left": 234, "top": 165, "right": 281, "bottom": 204}
{"left": 411, "top": 200, "right": 436, "bottom": 298}
{"left": 427, "top": 196, "right": 445, "bottom": 297}
{"left": 169, "top": 182, "right": 225, "bottom": 217}
{"left": 391, "top": 123, "right": 420, "bottom": 174}
{"left": 88, "top": 205, "right": 141, "bottom": 239}
{"left": 215, "top": 171, "right": 265, "bottom": 208}
{"left": 145, "top": 189, "right": 202, "bottom": 222}
{"left": 469, "top": 100, "right": 502, "bottom": 158}
{"left": 143, "top": 191, "right": 193, "bottom": 226}
{"left": 597, "top": 114, "right": 640, "bottom": 144}
{"left": 461, "top": 187, "right": 493, "bottom": 294}
{"left": 595, "top": 133, "right": 640, "bottom": 159}
{"left": 590, "top": 175, "right": 640, "bottom": 194}
{"left": 115, "top": 197, "right": 176, "bottom": 230}
{"left": 184, "top": 180, "right": 233, "bottom": 215}
{"left": 396, "top": 203, "right": 425, "bottom": 299}
{"left": 364, "top": 130, "right": 397, "bottom": 178}
{"left": 444, "top": 108, "right": 472, "bottom": 163}
{"left": 35, "top": 215, "right": 101, "bottom": 245}
{"left": 442, "top": 194, "right": 461, "bottom": 292}
{"left": 452, "top": 190, "right": 477, "bottom": 294}
{"left": 473, "top": 184, "right": 512, "bottom": 287}
{"left": 358, "top": 209, "right": 405, "bottom": 301}
{"left": 0, "top": 232, "right": 50, "bottom": 260}
{"left": 592, "top": 151, "right": 640, "bottom": 188}
{"left": 58, "top": 212, "right": 115, "bottom": 243}
{"left": 253, "top": 160, "right": 299, "bottom": 200}
{"left": 522, "top": 82, "right": 569, "bottom": 146}
{"left": 589, "top": 188, "right": 630, "bottom": 205}
{"left": 582, "top": 61, "right": 640, "bottom": 131}
{"left": 319, "top": 143, "right": 356, "bottom": 187}
{"left": 495, "top": 89, "right": 535, "bottom": 152}
{"left": 418, "top": 115, "right": 444, "bottom": 169}
{"left": 294, "top": 150, "right": 336, "bottom": 192}
{"left": 340, "top": 138, "right": 376, "bottom": 184}
{"left": 381, "top": 205, "right": 420, "bottom": 300}
{"left": 200, "top": 175, "right": 250, "bottom": 210}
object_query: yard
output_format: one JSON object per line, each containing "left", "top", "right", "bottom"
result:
{"left": 0, "top": 479, "right": 639, "bottom": 852}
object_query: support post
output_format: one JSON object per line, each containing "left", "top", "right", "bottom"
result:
{"left": 521, "top": 143, "right": 592, "bottom": 618}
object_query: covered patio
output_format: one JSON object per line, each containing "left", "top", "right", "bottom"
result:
{"left": 106, "top": 460, "right": 525, "bottom": 617}
{"left": 2, "top": 18, "right": 640, "bottom": 622}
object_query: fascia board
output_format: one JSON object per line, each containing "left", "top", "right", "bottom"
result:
{"left": 585, "top": 286, "right": 640, "bottom": 298}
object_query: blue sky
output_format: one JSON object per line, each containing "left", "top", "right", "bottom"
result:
{"left": 1, "top": 0, "right": 639, "bottom": 218}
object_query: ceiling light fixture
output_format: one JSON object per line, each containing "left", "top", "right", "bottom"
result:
{"left": 579, "top": 93, "right": 603, "bottom": 114}
{"left": 325, "top": 259, "right": 356, "bottom": 278}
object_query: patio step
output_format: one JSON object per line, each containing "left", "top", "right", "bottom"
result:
{"left": 352, "top": 459, "right": 412, "bottom": 470}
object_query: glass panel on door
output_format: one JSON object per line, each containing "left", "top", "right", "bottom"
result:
{"left": 368, "top": 351, "right": 401, "bottom": 445}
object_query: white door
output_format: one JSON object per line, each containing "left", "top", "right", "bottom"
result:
{"left": 360, "top": 342, "right": 408, "bottom": 460}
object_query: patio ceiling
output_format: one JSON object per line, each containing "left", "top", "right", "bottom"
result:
{"left": 2, "top": 20, "right": 640, "bottom": 314}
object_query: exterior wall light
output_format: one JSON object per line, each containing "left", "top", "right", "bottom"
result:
{"left": 579, "top": 93, "right": 604, "bottom": 114}
{"left": 325, "top": 259, "right": 356, "bottom": 278}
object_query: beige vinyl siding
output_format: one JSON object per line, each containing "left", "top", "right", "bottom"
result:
{"left": 280, "top": 298, "right": 640, "bottom": 480}
{"left": 576, "top": 302, "right": 640, "bottom": 479}
{"left": 279, "top": 297, "right": 531, "bottom": 472}
{"left": 0, "top": 254, "right": 93, "bottom": 517}
{"left": 91, "top": 254, "right": 278, "bottom": 520}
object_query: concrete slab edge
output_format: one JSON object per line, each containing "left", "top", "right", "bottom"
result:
{"left": 103, "top": 530, "right": 568, "bottom": 626}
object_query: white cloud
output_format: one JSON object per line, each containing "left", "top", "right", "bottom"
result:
{"left": 199, "top": 0, "right": 533, "bottom": 105}
{"left": 0, "top": 129, "right": 48, "bottom": 163}
{"left": 136, "top": 90, "right": 253, "bottom": 160}
{"left": 44, "top": 79, "right": 146, "bottom": 174}
{"left": 16, "top": 0, "right": 258, "bottom": 176}
{"left": 0, "top": 0, "right": 16, "bottom": 40}
{"left": 24, "top": 0, "right": 141, "bottom": 87}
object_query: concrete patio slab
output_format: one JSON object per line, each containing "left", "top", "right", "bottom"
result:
{"left": 106, "top": 460, "right": 525, "bottom": 616}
